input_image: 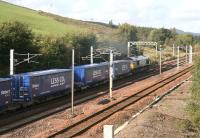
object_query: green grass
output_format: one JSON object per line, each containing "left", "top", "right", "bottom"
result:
{"left": 0, "top": 0, "right": 126, "bottom": 55}
{"left": 0, "top": 1, "right": 180, "bottom": 58}
{"left": 0, "top": 1, "right": 87, "bottom": 35}
{"left": 0, "top": 0, "right": 119, "bottom": 44}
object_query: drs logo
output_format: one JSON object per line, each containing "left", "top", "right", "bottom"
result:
{"left": 1, "top": 90, "right": 10, "bottom": 97}
{"left": 93, "top": 70, "right": 102, "bottom": 78}
{"left": 51, "top": 76, "right": 66, "bottom": 87}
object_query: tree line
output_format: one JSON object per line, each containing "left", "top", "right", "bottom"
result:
{"left": 0, "top": 21, "right": 199, "bottom": 76}
{"left": 118, "top": 23, "right": 196, "bottom": 46}
{"left": 0, "top": 21, "right": 96, "bottom": 76}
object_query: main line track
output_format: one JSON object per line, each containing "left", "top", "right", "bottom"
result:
{"left": 49, "top": 65, "right": 192, "bottom": 138}
{"left": 0, "top": 57, "right": 187, "bottom": 135}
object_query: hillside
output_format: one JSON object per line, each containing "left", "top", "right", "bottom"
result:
{"left": 0, "top": 1, "right": 117, "bottom": 36}
{"left": 174, "top": 29, "right": 200, "bottom": 36}
{"left": 0, "top": 0, "right": 191, "bottom": 57}
{"left": 0, "top": 1, "right": 123, "bottom": 50}
{"left": 0, "top": 1, "right": 86, "bottom": 35}
{"left": 0, "top": 0, "right": 117, "bottom": 37}
{"left": 37, "top": 11, "right": 123, "bottom": 51}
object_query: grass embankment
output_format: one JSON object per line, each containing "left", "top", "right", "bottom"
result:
{"left": 187, "top": 45, "right": 200, "bottom": 136}
{"left": 0, "top": 1, "right": 86, "bottom": 35}
{"left": 0, "top": 0, "right": 122, "bottom": 51}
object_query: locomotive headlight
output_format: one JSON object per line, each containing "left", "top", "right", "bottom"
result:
{"left": 130, "top": 63, "right": 136, "bottom": 70}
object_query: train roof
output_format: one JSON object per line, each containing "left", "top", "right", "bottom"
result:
{"left": 75, "top": 62, "right": 108, "bottom": 69}
{"left": 0, "top": 78, "right": 11, "bottom": 82}
{"left": 113, "top": 60, "right": 130, "bottom": 63}
{"left": 75, "top": 60, "right": 131, "bottom": 69}
{"left": 13, "top": 69, "right": 71, "bottom": 77}
{"left": 129, "top": 55, "right": 149, "bottom": 61}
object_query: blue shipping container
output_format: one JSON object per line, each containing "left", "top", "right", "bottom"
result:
{"left": 12, "top": 69, "right": 71, "bottom": 102}
{"left": 113, "top": 60, "right": 131, "bottom": 78}
{"left": 74, "top": 63, "right": 109, "bottom": 87}
{"left": 0, "top": 78, "right": 12, "bottom": 107}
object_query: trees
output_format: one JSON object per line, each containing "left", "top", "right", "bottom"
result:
{"left": 148, "top": 28, "right": 173, "bottom": 45}
{"left": 0, "top": 21, "right": 37, "bottom": 75}
{"left": 174, "top": 34, "right": 193, "bottom": 46}
{"left": 118, "top": 23, "right": 137, "bottom": 41}
{"left": 64, "top": 32, "right": 96, "bottom": 65}
{"left": 109, "top": 20, "right": 114, "bottom": 28}
{"left": 36, "top": 32, "right": 97, "bottom": 69}
{"left": 136, "top": 27, "right": 153, "bottom": 41}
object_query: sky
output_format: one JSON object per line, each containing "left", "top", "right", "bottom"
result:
{"left": 3, "top": 0, "right": 200, "bottom": 33}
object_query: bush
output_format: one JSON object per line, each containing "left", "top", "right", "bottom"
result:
{"left": 34, "top": 35, "right": 70, "bottom": 69}
{"left": 0, "top": 21, "right": 38, "bottom": 75}
{"left": 63, "top": 32, "right": 96, "bottom": 65}
{"left": 0, "top": 21, "right": 97, "bottom": 75}
{"left": 35, "top": 32, "right": 97, "bottom": 69}
{"left": 118, "top": 23, "right": 137, "bottom": 41}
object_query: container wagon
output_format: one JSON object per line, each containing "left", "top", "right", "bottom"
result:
{"left": 0, "top": 78, "right": 12, "bottom": 108}
{"left": 12, "top": 69, "right": 71, "bottom": 102}
{"left": 74, "top": 63, "right": 109, "bottom": 88}
{"left": 113, "top": 60, "right": 132, "bottom": 79}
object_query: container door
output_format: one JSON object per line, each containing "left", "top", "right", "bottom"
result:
{"left": 19, "top": 76, "right": 24, "bottom": 98}
{"left": 0, "top": 80, "right": 11, "bottom": 107}
{"left": 31, "top": 76, "right": 40, "bottom": 97}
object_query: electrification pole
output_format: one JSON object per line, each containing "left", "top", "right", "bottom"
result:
{"left": 109, "top": 50, "right": 113, "bottom": 100}
{"left": 189, "top": 45, "right": 193, "bottom": 64}
{"left": 127, "top": 42, "right": 130, "bottom": 57}
{"left": 177, "top": 46, "right": 180, "bottom": 68}
{"left": 9, "top": 49, "right": 41, "bottom": 76}
{"left": 186, "top": 45, "right": 188, "bottom": 63}
{"left": 10, "top": 49, "right": 14, "bottom": 75}
{"left": 71, "top": 49, "right": 74, "bottom": 115}
{"left": 173, "top": 44, "right": 175, "bottom": 57}
{"left": 159, "top": 45, "right": 162, "bottom": 74}
{"left": 156, "top": 43, "right": 158, "bottom": 56}
{"left": 90, "top": 46, "right": 93, "bottom": 64}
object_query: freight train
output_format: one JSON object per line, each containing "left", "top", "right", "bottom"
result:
{"left": 0, "top": 55, "right": 150, "bottom": 111}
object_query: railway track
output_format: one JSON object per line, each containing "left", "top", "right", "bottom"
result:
{"left": 49, "top": 65, "right": 192, "bottom": 138}
{"left": 0, "top": 57, "right": 188, "bottom": 134}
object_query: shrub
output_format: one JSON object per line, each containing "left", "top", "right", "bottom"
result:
{"left": 0, "top": 21, "right": 38, "bottom": 75}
